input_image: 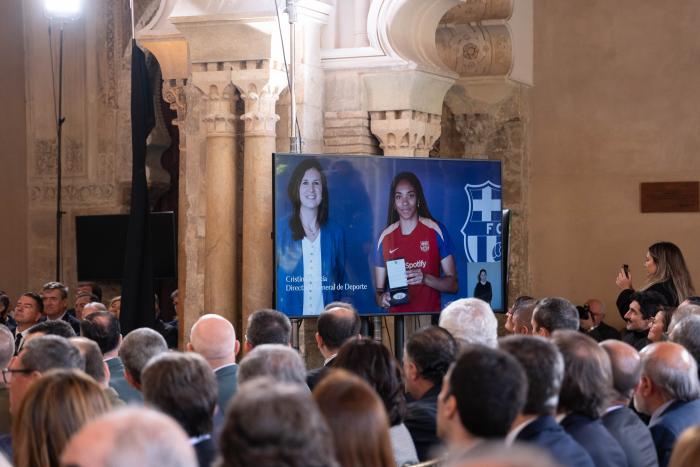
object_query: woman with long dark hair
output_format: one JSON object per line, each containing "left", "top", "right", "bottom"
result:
{"left": 373, "top": 172, "right": 457, "bottom": 313}
{"left": 616, "top": 241, "right": 695, "bottom": 319}
{"left": 276, "top": 158, "right": 345, "bottom": 316}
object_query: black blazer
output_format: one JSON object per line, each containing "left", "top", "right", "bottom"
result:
{"left": 306, "top": 355, "right": 336, "bottom": 391}
{"left": 516, "top": 415, "right": 594, "bottom": 467}
{"left": 602, "top": 406, "right": 658, "bottom": 467}
{"left": 616, "top": 280, "right": 677, "bottom": 319}
{"left": 649, "top": 399, "right": 700, "bottom": 467}
{"left": 560, "top": 412, "right": 628, "bottom": 467}
{"left": 194, "top": 437, "right": 216, "bottom": 467}
{"left": 587, "top": 322, "right": 621, "bottom": 342}
{"left": 404, "top": 385, "right": 442, "bottom": 461}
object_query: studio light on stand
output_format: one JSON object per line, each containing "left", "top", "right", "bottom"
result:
{"left": 44, "top": 0, "right": 82, "bottom": 281}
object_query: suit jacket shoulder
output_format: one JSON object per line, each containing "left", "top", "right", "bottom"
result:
{"left": 561, "top": 412, "right": 628, "bottom": 467}
{"left": 215, "top": 364, "right": 238, "bottom": 414}
{"left": 602, "top": 407, "right": 658, "bottom": 467}
{"left": 649, "top": 399, "right": 700, "bottom": 467}
{"left": 516, "top": 415, "right": 594, "bottom": 467}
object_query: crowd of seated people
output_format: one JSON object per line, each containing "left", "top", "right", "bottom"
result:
{"left": 1, "top": 241, "right": 700, "bottom": 466}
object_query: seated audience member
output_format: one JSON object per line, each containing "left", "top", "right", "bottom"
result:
{"left": 237, "top": 344, "right": 306, "bottom": 386}
{"left": 580, "top": 299, "right": 621, "bottom": 342}
{"left": 668, "top": 303, "right": 700, "bottom": 333}
{"left": 511, "top": 298, "right": 537, "bottom": 335}
{"left": 500, "top": 335, "right": 594, "bottom": 467}
{"left": 118, "top": 328, "right": 168, "bottom": 392}
{"left": 551, "top": 330, "right": 628, "bottom": 467}
{"left": 142, "top": 352, "right": 217, "bottom": 467}
{"left": 505, "top": 296, "right": 535, "bottom": 334}
{"left": 77, "top": 281, "right": 103, "bottom": 303}
{"left": 531, "top": 297, "right": 579, "bottom": 337}
{"left": 244, "top": 308, "right": 292, "bottom": 351}
{"left": 307, "top": 302, "right": 361, "bottom": 390}
{"left": 634, "top": 342, "right": 700, "bottom": 467}
{"left": 154, "top": 294, "right": 178, "bottom": 349}
{"left": 436, "top": 345, "right": 527, "bottom": 462}
{"left": 335, "top": 338, "right": 418, "bottom": 466}
{"left": 82, "top": 301, "right": 107, "bottom": 317}
{"left": 649, "top": 307, "right": 675, "bottom": 343}
{"left": 623, "top": 290, "right": 667, "bottom": 351}
{"left": 81, "top": 310, "right": 141, "bottom": 403}
{"left": 670, "top": 315, "right": 700, "bottom": 379}
{"left": 451, "top": 442, "right": 561, "bottom": 467}
{"left": 25, "top": 319, "right": 76, "bottom": 341}
{"left": 0, "top": 326, "right": 13, "bottom": 435}
{"left": 0, "top": 292, "right": 16, "bottom": 335}
{"left": 74, "top": 291, "right": 98, "bottom": 320}
{"left": 438, "top": 298, "right": 497, "bottom": 348}
{"left": 69, "top": 337, "right": 122, "bottom": 407}
{"left": 41, "top": 281, "right": 81, "bottom": 334}
{"left": 599, "top": 340, "right": 658, "bottom": 467}
{"left": 12, "top": 292, "right": 43, "bottom": 355}
{"left": 402, "top": 326, "right": 457, "bottom": 461}
{"left": 314, "top": 370, "right": 395, "bottom": 467}
{"left": 108, "top": 295, "right": 121, "bottom": 318}
{"left": 12, "top": 369, "right": 110, "bottom": 467}
{"left": 187, "top": 314, "right": 240, "bottom": 413}
{"left": 2, "top": 335, "right": 84, "bottom": 458}
{"left": 61, "top": 406, "right": 198, "bottom": 467}
{"left": 667, "top": 426, "right": 700, "bottom": 467}
{"left": 218, "top": 378, "right": 336, "bottom": 467}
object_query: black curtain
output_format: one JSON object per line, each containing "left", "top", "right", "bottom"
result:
{"left": 120, "top": 39, "right": 156, "bottom": 334}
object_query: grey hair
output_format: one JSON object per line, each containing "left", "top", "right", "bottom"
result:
{"left": 641, "top": 343, "right": 700, "bottom": 401}
{"left": 118, "top": 328, "right": 168, "bottom": 384}
{"left": 670, "top": 315, "right": 700, "bottom": 378}
{"left": 238, "top": 344, "right": 307, "bottom": 386}
{"left": 439, "top": 298, "right": 497, "bottom": 348}
{"left": 669, "top": 303, "right": 700, "bottom": 333}
{"left": 0, "top": 325, "right": 14, "bottom": 369}
{"left": 22, "top": 335, "right": 84, "bottom": 373}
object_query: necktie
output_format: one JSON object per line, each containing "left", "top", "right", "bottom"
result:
{"left": 14, "top": 333, "right": 22, "bottom": 356}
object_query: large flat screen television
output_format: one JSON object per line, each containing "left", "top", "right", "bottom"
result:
{"left": 274, "top": 154, "right": 503, "bottom": 318}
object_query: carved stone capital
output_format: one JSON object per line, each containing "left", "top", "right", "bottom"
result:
{"left": 369, "top": 110, "right": 441, "bottom": 157}
{"left": 201, "top": 82, "right": 237, "bottom": 136}
{"left": 454, "top": 113, "right": 494, "bottom": 158}
{"left": 441, "top": 0, "right": 513, "bottom": 23}
{"left": 163, "top": 78, "right": 188, "bottom": 125}
{"left": 239, "top": 84, "right": 281, "bottom": 137}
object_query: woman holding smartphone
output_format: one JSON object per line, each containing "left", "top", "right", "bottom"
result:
{"left": 615, "top": 241, "right": 694, "bottom": 319}
{"left": 373, "top": 172, "right": 458, "bottom": 313}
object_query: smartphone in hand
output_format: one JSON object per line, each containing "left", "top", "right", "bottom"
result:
{"left": 623, "top": 264, "right": 630, "bottom": 278}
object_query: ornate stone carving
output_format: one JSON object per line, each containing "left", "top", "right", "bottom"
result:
{"left": 436, "top": 25, "right": 512, "bottom": 77}
{"left": 202, "top": 83, "right": 237, "bottom": 136}
{"left": 33, "top": 138, "right": 84, "bottom": 177}
{"left": 441, "top": 0, "right": 513, "bottom": 24}
{"left": 369, "top": 110, "right": 442, "bottom": 157}
{"left": 239, "top": 83, "right": 282, "bottom": 137}
{"left": 454, "top": 113, "right": 494, "bottom": 157}
{"left": 163, "top": 78, "right": 188, "bottom": 152}
{"left": 30, "top": 184, "right": 115, "bottom": 203}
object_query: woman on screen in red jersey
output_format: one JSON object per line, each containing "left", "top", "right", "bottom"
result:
{"left": 373, "top": 172, "right": 458, "bottom": 313}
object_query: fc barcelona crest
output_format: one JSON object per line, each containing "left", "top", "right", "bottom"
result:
{"left": 420, "top": 240, "right": 430, "bottom": 252}
{"left": 461, "top": 181, "right": 502, "bottom": 263}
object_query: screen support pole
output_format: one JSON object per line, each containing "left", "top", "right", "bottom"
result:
{"left": 55, "top": 20, "right": 66, "bottom": 282}
{"left": 394, "top": 316, "right": 404, "bottom": 362}
{"left": 286, "top": 0, "right": 301, "bottom": 153}
{"left": 291, "top": 318, "right": 301, "bottom": 350}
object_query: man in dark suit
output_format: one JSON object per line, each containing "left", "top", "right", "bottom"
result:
{"left": 600, "top": 340, "right": 658, "bottom": 467}
{"left": 81, "top": 311, "right": 142, "bottom": 403}
{"left": 531, "top": 297, "right": 580, "bottom": 338}
{"left": 403, "top": 326, "right": 457, "bottom": 461}
{"left": 552, "top": 330, "right": 628, "bottom": 467}
{"left": 500, "top": 335, "right": 594, "bottom": 467}
{"left": 187, "top": 314, "right": 240, "bottom": 414}
{"left": 437, "top": 346, "right": 527, "bottom": 461}
{"left": 634, "top": 341, "right": 700, "bottom": 467}
{"left": 142, "top": 352, "right": 217, "bottom": 467}
{"left": 41, "top": 281, "right": 81, "bottom": 334}
{"left": 580, "top": 299, "right": 621, "bottom": 342}
{"left": 306, "top": 302, "right": 361, "bottom": 390}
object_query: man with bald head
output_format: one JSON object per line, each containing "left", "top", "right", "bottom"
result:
{"left": 635, "top": 342, "right": 700, "bottom": 467}
{"left": 600, "top": 340, "right": 657, "bottom": 467}
{"left": 187, "top": 313, "right": 240, "bottom": 413}
{"left": 306, "top": 301, "right": 360, "bottom": 389}
{"left": 61, "top": 406, "right": 197, "bottom": 467}
{"left": 581, "top": 299, "right": 621, "bottom": 342}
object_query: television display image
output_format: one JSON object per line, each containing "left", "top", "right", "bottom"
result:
{"left": 274, "top": 153, "right": 503, "bottom": 318}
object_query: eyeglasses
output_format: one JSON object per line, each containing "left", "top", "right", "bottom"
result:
{"left": 1, "top": 367, "right": 34, "bottom": 385}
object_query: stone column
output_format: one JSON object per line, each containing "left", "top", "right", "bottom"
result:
{"left": 196, "top": 78, "right": 240, "bottom": 322}
{"left": 234, "top": 72, "right": 285, "bottom": 327}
